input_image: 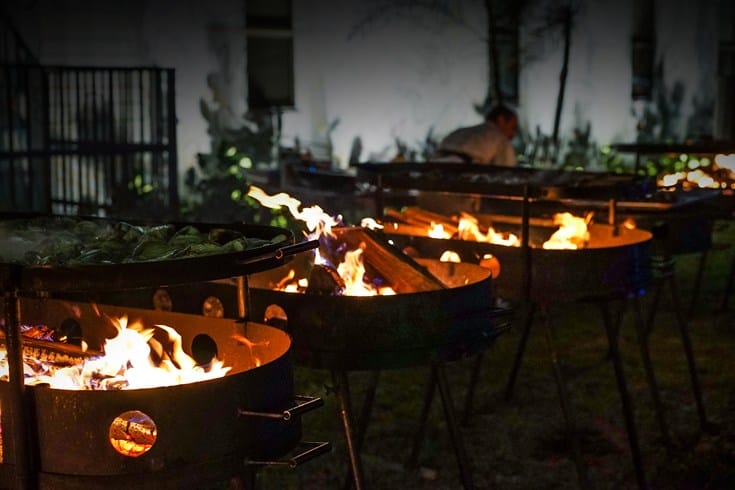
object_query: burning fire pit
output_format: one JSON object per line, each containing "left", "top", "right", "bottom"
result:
{"left": 0, "top": 214, "right": 329, "bottom": 489}
{"left": 236, "top": 187, "right": 510, "bottom": 490}
{"left": 380, "top": 206, "right": 652, "bottom": 303}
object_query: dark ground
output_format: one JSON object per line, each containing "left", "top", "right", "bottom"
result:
{"left": 256, "top": 219, "right": 735, "bottom": 490}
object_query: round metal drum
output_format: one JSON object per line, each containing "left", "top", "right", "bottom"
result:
{"left": 248, "top": 258, "right": 501, "bottom": 371}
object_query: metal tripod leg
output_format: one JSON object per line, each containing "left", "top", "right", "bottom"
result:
{"left": 687, "top": 249, "right": 709, "bottom": 321}
{"left": 332, "top": 370, "right": 365, "bottom": 490}
{"left": 343, "top": 370, "right": 381, "bottom": 490}
{"left": 407, "top": 366, "right": 437, "bottom": 469}
{"left": 599, "top": 301, "right": 647, "bottom": 490}
{"left": 720, "top": 253, "right": 735, "bottom": 312}
{"left": 539, "top": 305, "right": 589, "bottom": 489}
{"left": 504, "top": 302, "right": 536, "bottom": 400}
{"left": 631, "top": 295, "right": 672, "bottom": 446}
{"left": 666, "top": 274, "right": 710, "bottom": 432}
{"left": 462, "top": 352, "right": 485, "bottom": 426}
{"left": 435, "top": 362, "right": 476, "bottom": 490}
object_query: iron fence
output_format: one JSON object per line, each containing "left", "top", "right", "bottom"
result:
{"left": 1, "top": 64, "right": 178, "bottom": 219}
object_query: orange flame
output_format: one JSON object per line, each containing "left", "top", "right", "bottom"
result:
{"left": 0, "top": 316, "right": 230, "bottom": 390}
{"left": 542, "top": 212, "right": 592, "bottom": 250}
{"left": 247, "top": 186, "right": 395, "bottom": 296}
{"left": 456, "top": 213, "right": 520, "bottom": 246}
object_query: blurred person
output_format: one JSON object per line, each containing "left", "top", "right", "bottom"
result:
{"left": 433, "top": 105, "right": 518, "bottom": 166}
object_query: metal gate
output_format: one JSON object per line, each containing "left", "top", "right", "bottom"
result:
{"left": 1, "top": 63, "right": 178, "bottom": 219}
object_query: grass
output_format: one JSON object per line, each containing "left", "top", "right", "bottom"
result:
{"left": 257, "top": 219, "right": 735, "bottom": 490}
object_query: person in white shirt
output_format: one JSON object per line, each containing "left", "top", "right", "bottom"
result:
{"left": 434, "top": 105, "right": 518, "bottom": 166}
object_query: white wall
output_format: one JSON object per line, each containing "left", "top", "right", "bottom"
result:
{"left": 7, "top": 0, "right": 722, "bottom": 177}
{"left": 282, "top": 0, "right": 721, "bottom": 167}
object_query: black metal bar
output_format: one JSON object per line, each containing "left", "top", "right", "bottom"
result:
{"left": 353, "top": 370, "right": 380, "bottom": 452}
{"left": 343, "top": 370, "right": 380, "bottom": 490}
{"left": 4, "top": 64, "right": 17, "bottom": 207}
{"left": 721, "top": 253, "right": 735, "bottom": 312}
{"left": 504, "top": 302, "right": 536, "bottom": 400}
{"left": 631, "top": 295, "right": 672, "bottom": 446}
{"left": 236, "top": 275, "right": 249, "bottom": 324}
{"left": 666, "top": 273, "right": 709, "bottom": 432}
{"left": 599, "top": 300, "right": 647, "bottom": 490}
{"left": 461, "top": 352, "right": 484, "bottom": 426}
{"left": 435, "top": 362, "right": 475, "bottom": 490}
{"left": 406, "top": 364, "right": 437, "bottom": 468}
{"left": 238, "top": 395, "right": 324, "bottom": 421}
{"left": 331, "top": 370, "right": 365, "bottom": 490}
{"left": 687, "top": 249, "right": 708, "bottom": 321}
{"left": 166, "top": 68, "right": 179, "bottom": 214}
{"left": 540, "top": 305, "right": 589, "bottom": 488}
{"left": 246, "top": 441, "right": 332, "bottom": 468}
{"left": 4, "top": 290, "right": 31, "bottom": 490}
{"left": 41, "top": 67, "right": 51, "bottom": 214}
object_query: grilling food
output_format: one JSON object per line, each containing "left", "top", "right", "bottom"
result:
{"left": 0, "top": 216, "right": 285, "bottom": 266}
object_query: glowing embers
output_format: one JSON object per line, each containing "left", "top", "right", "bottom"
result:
{"left": 109, "top": 410, "right": 157, "bottom": 457}
{"left": 0, "top": 316, "right": 231, "bottom": 390}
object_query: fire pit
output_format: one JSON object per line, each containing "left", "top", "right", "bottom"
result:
{"left": 380, "top": 206, "right": 652, "bottom": 303}
{"left": 0, "top": 214, "right": 329, "bottom": 489}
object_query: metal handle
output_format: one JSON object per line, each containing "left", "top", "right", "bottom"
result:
{"left": 238, "top": 395, "right": 324, "bottom": 421}
{"left": 236, "top": 239, "right": 319, "bottom": 265}
{"left": 245, "top": 441, "right": 332, "bottom": 468}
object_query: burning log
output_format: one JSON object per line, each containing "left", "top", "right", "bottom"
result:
{"left": 329, "top": 227, "right": 446, "bottom": 293}
{"left": 306, "top": 264, "right": 346, "bottom": 295}
{"left": 0, "top": 332, "right": 99, "bottom": 367}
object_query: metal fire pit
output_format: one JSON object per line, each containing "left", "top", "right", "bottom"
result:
{"left": 0, "top": 214, "right": 327, "bottom": 489}
{"left": 0, "top": 300, "right": 327, "bottom": 489}
{"left": 382, "top": 220, "right": 652, "bottom": 304}
{"left": 247, "top": 254, "right": 501, "bottom": 371}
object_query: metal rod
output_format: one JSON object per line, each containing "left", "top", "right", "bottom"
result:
{"left": 236, "top": 275, "right": 249, "bottom": 327}
{"left": 666, "top": 273, "right": 709, "bottom": 432}
{"left": 4, "top": 291, "right": 31, "bottom": 490}
{"left": 687, "top": 249, "right": 708, "bottom": 321}
{"left": 540, "top": 305, "right": 589, "bottom": 489}
{"left": 632, "top": 295, "right": 672, "bottom": 446}
{"left": 331, "top": 370, "right": 365, "bottom": 490}
{"left": 720, "top": 253, "right": 735, "bottom": 312}
{"left": 407, "top": 364, "right": 437, "bottom": 468}
{"left": 521, "top": 184, "right": 532, "bottom": 304}
{"left": 599, "top": 300, "right": 647, "bottom": 490}
{"left": 166, "top": 69, "right": 179, "bottom": 214}
{"left": 343, "top": 370, "right": 380, "bottom": 490}
{"left": 435, "top": 362, "right": 475, "bottom": 490}
{"left": 504, "top": 302, "right": 536, "bottom": 400}
{"left": 461, "top": 352, "right": 485, "bottom": 426}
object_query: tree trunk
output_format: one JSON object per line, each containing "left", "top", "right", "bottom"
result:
{"left": 484, "top": 0, "right": 503, "bottom": 108}
{"left": 551, "top": 7, "right": 572, "bottom": 164}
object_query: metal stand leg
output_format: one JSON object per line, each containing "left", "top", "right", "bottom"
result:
{"left": 687, "top": 249, "right": 708, "bottom": 321}
{"left": 667, "top": 275, "right": 710, "bottom": 432}
{"left": 719, "top": 253, "right": 735, "bottom": 312}
{"left": 539, "top": 306, "right": 589, "bottom": 489}
{"left": 504, "top": 302, "right": 536, "bottom": 400}
{"left": 343, "top": 371, "right": 380, "bottom": 490}
{"left": 435, "top": 363, "right": 475, "bottom": 490}
{"left": 4, "top": 292, "right": 31, "bottom": 490}
{"left": 406, "top": 366, "right": 437, "bottom": 469}
{"left": 462, "top": 352, "right": 485, "bottom": 426}
{"left": 631, "top": 295, "right": 672, "bottom": 446}
{"left": 332, "top": 370, "right": 365, "bottom": 490}
{"left": 599, "top": 301, "right": 647, "bottom": 490}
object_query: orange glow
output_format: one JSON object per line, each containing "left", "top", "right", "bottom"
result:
{"left": 0, "top": 316, "right": 231, "bottom": 390}
{"left": 439, "top": 250, "right": 461, "bottom": 262}
{"left": 232, "top": 334, "right": 270, "bottom": 368}
{"left": 456, "top": 213, "right": 520, "bottom": 246}
{"left": 542, "top": 212, "right": 591, "bottom": 250}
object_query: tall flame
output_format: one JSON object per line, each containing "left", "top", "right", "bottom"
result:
{"left": 0, "top": 316, "right": 231, "bottom": 390}
{"left": 247, "top": 186, "right": 395, "bottom": 296}
{"left": 457, "top": 213, "right": 520, "bottom": 247}
{"left": 542, "top": 212, "right": 592, "bottom": 250}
